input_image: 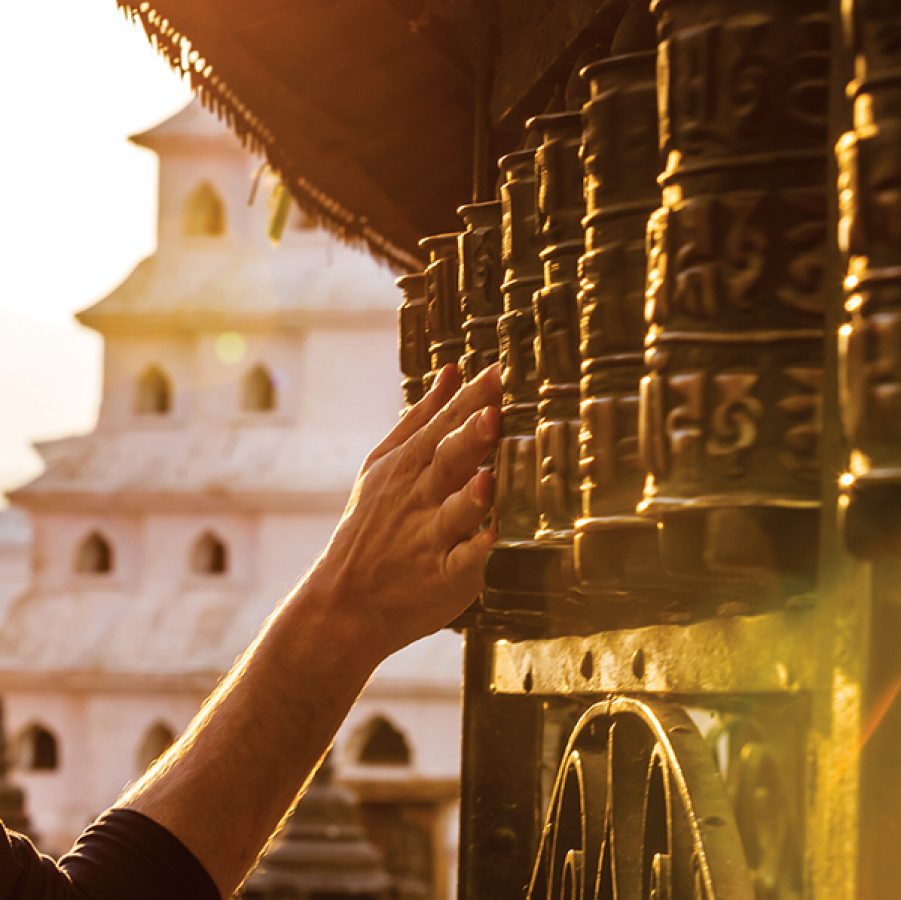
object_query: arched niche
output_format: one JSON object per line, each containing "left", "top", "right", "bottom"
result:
{"left": 136, "top": 722, "right": 176, "bottom": 773}
{"left": 191, "top": 531, "right": 229, "bottom": 575}
{"left": 17, "top": 723, "right": 60, "bottom": 772}
{"left": 242, "top": 364, "right": 277, "bottom": 412}
{"left": 184, "top": 182, "right": 226, "bottom": 236}
{"left": 135, "top": 365, "right": 172, "bottom": 415}
{"left": 354, "top": 715, "right": 412, "bottom": 766}
{"left": 75, "top": 531, "right": 114, "bottom": 575}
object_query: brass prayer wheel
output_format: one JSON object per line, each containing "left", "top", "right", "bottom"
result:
{"left": 484, "top": 148, "right": 548, "bottom": 617}
{"left": 493, "top": 149, "right": 543, "bottom": 545}
{"left": 419, "top": 232, "right": 463, "bottom": 392}
{"left": 575, "top": 44, "right": 662, "bottom": 598}
{"left": 457, "top": 201, "right": 503, "bottom": 382}
{"left": 639, "top": 0, "right": 830, "bottom": 595}
{"left": 396, "top": 272, "right": 428, "bottom": 408}
{"left": 529, "top": 111, "right": 585, "bottom": 543}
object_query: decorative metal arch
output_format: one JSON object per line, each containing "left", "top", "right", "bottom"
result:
{"left": 528, "top": 698, "right": 755, "bottom": 900}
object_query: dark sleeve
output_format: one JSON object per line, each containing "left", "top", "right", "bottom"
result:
{"left": 0, "top": 809, "right": 220, "bottom": 900}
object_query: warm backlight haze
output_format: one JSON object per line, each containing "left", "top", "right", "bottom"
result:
{"left": 0, "top": 0, "right": 192, "bottom": 497}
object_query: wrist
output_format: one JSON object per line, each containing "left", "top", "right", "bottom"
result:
{"left": 284, "top": 556, "right": 392, "bottom": 675}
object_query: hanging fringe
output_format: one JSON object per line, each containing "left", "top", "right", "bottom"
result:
{"left": 117, "top": 0, "right": 421, "bottom": 273}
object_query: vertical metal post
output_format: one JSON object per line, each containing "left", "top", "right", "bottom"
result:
{"left": 457, "top": 631, "right": 542, "bottom": 900}
{"left": 834, "top": 3, "right": 901, "bottom": 895}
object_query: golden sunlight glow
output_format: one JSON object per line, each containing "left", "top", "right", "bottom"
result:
{"left": 849, "top": 449, "right": 871, "bottom": 478}
{"left": 0, "top": 0, "right": 192, "bottom": 497}
{"left": 215, "top": 332, "right": 248, "bottom": 365}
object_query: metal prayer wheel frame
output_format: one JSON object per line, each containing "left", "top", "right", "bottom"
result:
{"left": 389, "top": 1, "right": 901, "bottom": 895}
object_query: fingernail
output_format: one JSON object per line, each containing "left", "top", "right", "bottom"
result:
{"left": 473, "top": 469, "right": 494, "bottom": 506}
{"left": 476, "top": 406, "right": 497, "bottom": 439}
{"left": 432, "top": 364, "right": 458, "bottom": 393}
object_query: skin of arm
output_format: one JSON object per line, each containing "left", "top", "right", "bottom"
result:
{"left": 121, "top": 362, "right": 501, "bottom": 898}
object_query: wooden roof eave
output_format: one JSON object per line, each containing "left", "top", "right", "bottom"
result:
{"left": 117, "top": 0, "right": 476, "bottom": 272}
{"left": 118, "top": 0, "right": 635, "bottom": 271}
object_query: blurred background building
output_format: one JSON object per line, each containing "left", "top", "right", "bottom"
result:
{"left": 0, "top": 99, "right": 462, "bottom": 900}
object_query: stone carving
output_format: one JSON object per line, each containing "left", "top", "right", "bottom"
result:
{"left": 640, "top": 0, "right": 830, "bottom": 591}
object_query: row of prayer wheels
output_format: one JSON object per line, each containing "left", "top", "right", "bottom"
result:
{"left": 397, "top": 0, "right": 901, "bottom": 627}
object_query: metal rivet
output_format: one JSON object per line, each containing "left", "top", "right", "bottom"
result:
{"left": 489, "top": 826, "right": 517, "bottom": 853}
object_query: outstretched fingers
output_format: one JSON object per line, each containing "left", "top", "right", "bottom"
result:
{"left": 443, "top": 528, "right": 496, "bottom": 599}
{"left": 414, "top": 364, "right": 501, "bottom": 461}
{"left": 364, "top": 365, "right": 461, "bottom": 468}
{"left": 427, "top": 404, "right": 500, "bottom": 500}
{"left": 436, "top": 469, "right": 494, "bottom": 546}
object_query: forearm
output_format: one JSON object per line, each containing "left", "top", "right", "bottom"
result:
{"left": 117, "top": 364, "right": 500, "bottom": 897}
{"left": 121, "top": 564, "right": 383, "bottom": 897}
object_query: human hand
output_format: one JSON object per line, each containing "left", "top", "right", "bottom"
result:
{"left": 311, "top": 363, "right": 501, "bottom": 659}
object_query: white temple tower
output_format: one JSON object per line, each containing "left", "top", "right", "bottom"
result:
{"left": 0, "top": 100, "right": 462, "bottom": 899}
